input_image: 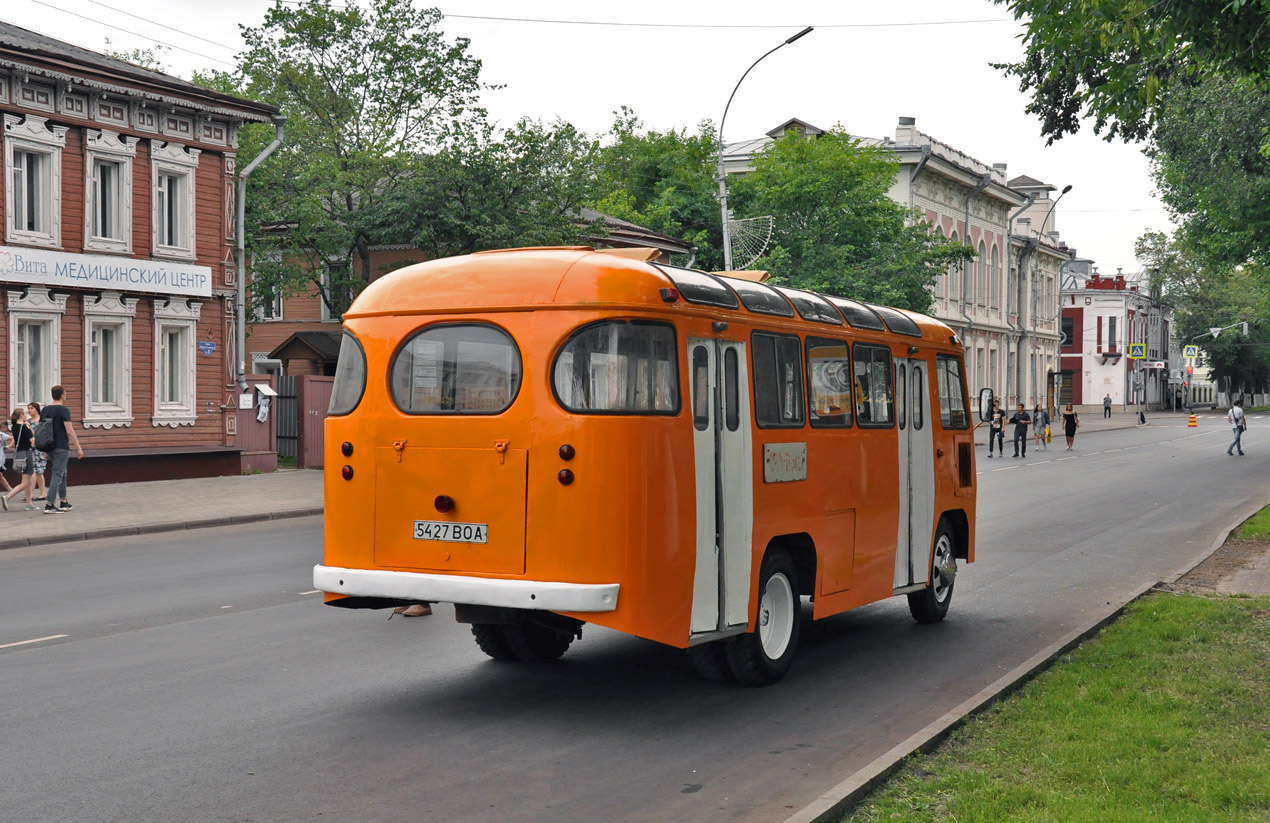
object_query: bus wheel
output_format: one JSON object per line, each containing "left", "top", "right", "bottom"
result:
{"left": 908, "top": 520, "right": 957, "bottom": 624}
{"left": 725, "top": 551, "right": 801, "bottom": 686}
{"left": 504, "top": 619, "right": 574, "bottom": 662}
{"left": 470, "top": 624, "right": 518, "bottom": 662}
{"left": 687, "top": 641, "right": 735, "bottom": 682}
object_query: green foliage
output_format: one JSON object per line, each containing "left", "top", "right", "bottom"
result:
{"left": 1135, "top": 231, "right": 1269, "bottom": 393}
{"left": 588, "top": 108, "right": 721, "bottom": 269}
{"left": 368, "top": 118, "right": 597, "bottom": 263}
{"left": 236, "top": 0, "right": 486, "bottom": 317}
{"left": 992, "top": 0, "right": 1270, "bottom": 144}
{"left": 845, "top": 593, "right": 1270, "bottom": 822}
{"left": 731, "top": 130, "right": 973, "bottom": 312}
{"left": 104, "top": 42, "right": 171, "bottom": 73}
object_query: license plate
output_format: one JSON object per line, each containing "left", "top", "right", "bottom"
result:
{"left": 413, "top": 520, "right": 488, "bottom": 543}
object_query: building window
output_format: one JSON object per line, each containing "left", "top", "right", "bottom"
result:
{"left": 990, "top": 245, "right": 1001, "bottom": 306}
{"left": 255, "top": 286, "right": 284, "bottom": 321}
{"left": 153, "top": 300, "right": 202, "bottom": 426}
{"left": 83, "top": 293, "right": 136, "bottom": 428}
{"left": 4, "top": 114, "right": 67, "bottom": 248}
{"left": 1109, "top": 316, "right": 1118, "bottom": 350}
{"left": 1061, "top": 316, "right": 1074, "bottom": 348}
{"left": 84, "top": 130, "right": 136, "bottom": 253}
{"left": 8, "top": 288, "right": 67, "bottom": 409}
{"left": 151, "top": 141, "right": 200, "bottom": 261}
{"left": 977, "top": 241, "right": 987, "bottom": 306}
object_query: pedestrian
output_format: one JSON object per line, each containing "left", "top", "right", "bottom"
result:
{"left": 4, "top": 407, "right": 38, "bottom": 511}
{"left": 1009, "top": 403, "right": 1032, "bottom": 458}
{"left": 42, "top": 385, "right": 83, "bottom": 514}
{"left": 0, "top": 427, "right": 12, "bottom": 497}
{"left": 985, "top": 398, "right": 1005, "bottom": 458}
{"left": 1103, "top": 393, "right": 1112, "bottom": 419}
{"left": 1062, "top": 403, "right": 1080, "bottom": 450}
{"left": 1226, "top": 398, "right": 1246, "bottom": 456}
{"left": 26, "top": 403, "right": 48, "bottom": 502}
{"left": 1033, "top": 403, "right": 1051, "bottom": 451}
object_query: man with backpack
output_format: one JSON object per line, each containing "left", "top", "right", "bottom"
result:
{"left": 1227, "top": 399, "right": 1247, "bottom": 457}
{"left": 39, "top": 385, "right": 83, "bottom": 513}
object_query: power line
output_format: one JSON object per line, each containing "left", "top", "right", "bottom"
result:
{"left": 81, "top": 0, "right": 240, "bottom": 53}
{"left": 443, "top": 13, "right": 1014, "bottom": 29}
{"left": 26, "top": 0, "right": 236, "bottom": 67}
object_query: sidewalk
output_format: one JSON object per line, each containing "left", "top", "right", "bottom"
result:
{"left": 974, "top": 407, "right": 1224, "bottom": 446}
{"left": 0, "top": 468, "right": 324, "bottom": 550}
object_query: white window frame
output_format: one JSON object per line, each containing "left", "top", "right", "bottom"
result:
{"left": 84, "top": 130, "right": 136, "bottom": 254}
{"left": 151, "top": 140, "right": 200, "bottom": 261}
{"left": 83, "top": 292, "right": 136, "bottom": 428}
{"left": 252, "top": 251, "right": 284, "bottom": 321}
{"left": 153, "top": 299, "right": 201, "bottom": 427}
{"left": 4, "top": 114, "right": 67, "bottom": 248}
{"left": 8, "top": 287, "right": 67, "bottom": 409}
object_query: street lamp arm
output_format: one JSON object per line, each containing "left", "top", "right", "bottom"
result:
{"left": 716, "top": 27, "right": 813, "bottom": 271}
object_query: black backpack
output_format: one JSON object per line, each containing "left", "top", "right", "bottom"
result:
{"left": 33, "top": 418, "right": 55, "bottom": 451}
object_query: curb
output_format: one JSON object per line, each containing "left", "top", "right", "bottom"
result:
{"left": 782, "top": 501, "right": 1267, "bottom": 823}
{"left": 0, "top": 506, "right": 324, "bottom": 550}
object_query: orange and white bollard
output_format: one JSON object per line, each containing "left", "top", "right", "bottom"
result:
{"left": 1188, "top": 414, "right": 1198, "bottom": 427}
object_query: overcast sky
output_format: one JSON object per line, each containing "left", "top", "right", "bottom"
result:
{"left": 4, "top": 0, "right": 1173, "bottom": 273}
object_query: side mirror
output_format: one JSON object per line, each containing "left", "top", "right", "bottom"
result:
{"left": 979, "top": 388, "right": 995, "bottom": 422}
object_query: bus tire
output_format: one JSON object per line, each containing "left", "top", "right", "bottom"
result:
{"left": 503, "top": 619, "right": 574, "bottom": 662}
{"left": 470, "top": 624, "right": 518, "bottom": 662}
{"left": 687, "top": 641, "right": 735, "bottom": 682}
{"left": 725, "top": 551, "right": 801, "bottom": 686}
{"left": 908, "top": 520, "right": 956, "bottom": 624}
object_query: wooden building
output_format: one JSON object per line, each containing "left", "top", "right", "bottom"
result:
{"left": 0, "top": 22, "right": 278, "bottom": 483}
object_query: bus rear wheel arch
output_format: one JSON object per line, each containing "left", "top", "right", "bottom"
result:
{"left": 725, "top": 549, "right": 803, "bottom": 686}
{"left": 457, "top": 605, "right": 583, "bottom": 663}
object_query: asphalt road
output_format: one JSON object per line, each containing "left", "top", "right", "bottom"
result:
{"left": 2, "top": 418, "right": 1265, "bottom": 823}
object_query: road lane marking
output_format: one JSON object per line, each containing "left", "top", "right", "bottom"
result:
{"left": 221, "top": 605, "right": 233, "bottom": 609}
{"left": 1085, "top": 451, "right": 1102, "bottom": 456}
{"left": 991, "top": 466, "right": 1020, "bottom": 471}
{"left": 1057, "top": 456, "right": 1077, "bottom": 461}
{"left": 1032, "top": 460, "right": 1051, "bottom": 465}
{"left": 0, "top": 634, "right": 68, "bottom": 649}
{"left": 299, "top": 590, "right": 320, "bottom": 595}
{"left": 1105, "top": 448, "right": 1122, "bottom": 452}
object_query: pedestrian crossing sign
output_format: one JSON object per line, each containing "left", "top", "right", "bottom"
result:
{"left": 1184, "top": 345, "right": 1199, "bottom": 359}
{"left": 1129, "top": 343, "right": 1146, "bottom": 359}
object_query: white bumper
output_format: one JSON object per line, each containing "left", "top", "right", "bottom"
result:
{"left": 313, "top": 565, "right": 620, "bottom": 612}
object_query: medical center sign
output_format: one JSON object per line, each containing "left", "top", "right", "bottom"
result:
{"left": 0, "top": 245, "right": 212, "bottom": 298}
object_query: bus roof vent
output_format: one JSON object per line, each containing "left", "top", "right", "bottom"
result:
{"left": 868, "top": 305, "right": 923, "bottom": 337}
{"left": 718, "top": 276, "right": 795, "bottom": 317}
{"left": 774, "top": 287, "right": 843, "bottom": 325}
{"left": 824, "top": 296, "right": 886, "bottom": 330}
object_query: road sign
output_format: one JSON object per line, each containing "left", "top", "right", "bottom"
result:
{"left": 1128, "top": 343, "right": 1146, "bottom": 359}
{"left": 1183, "top": 345, "right": 1199, "bottom": 359}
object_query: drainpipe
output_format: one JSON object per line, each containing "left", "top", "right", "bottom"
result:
{"left": 236, "top": 114, "right": 287, "bottom": 390}
{"left": 1006, "top": 193, "right": 1036, "bottom": 405}
{"left": 959, "top": 174, "right": 992, "bottom": 387}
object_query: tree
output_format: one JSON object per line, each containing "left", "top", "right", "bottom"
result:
{"left": 237, "top": 0, "right": 486, "bottom": 316}
{"left": 992, "top": 0, "right": 1270, "bottom": 143}
{"left": 367, "top": 117, "right": 597, "bottom": 264}
{"left": 1136, "top": 231, "right": 1269, "bottom": 394}
{"left": 588, "top": 108, "right": 722, "bottom": 269}
{"left": 730, "top": 130, "right": 973, "bottom": 312}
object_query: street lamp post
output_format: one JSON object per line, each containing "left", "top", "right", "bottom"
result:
{"left": 1024, "top": 183, "right": 1071, "bottom": 409}
{"left": 716, "top": 26, "right": 813, "bottom": 271}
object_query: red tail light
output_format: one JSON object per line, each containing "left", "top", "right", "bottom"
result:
{"left": 558, "top": 469, "right": 574, "bottom": 485}
{"left": 341, "top": 465, "right": 354, "bottom": 480}
{"left": 434, "top": 494, "right": 454, "bottom": 513}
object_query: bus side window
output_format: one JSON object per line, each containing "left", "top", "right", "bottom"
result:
{"left": 912, "top": 364, "right": 924, "bottom": 430}
{"left": 936, "top": 354, "right": 969, "bottom": 429}
{"left": 724, "top": 347, "right": 740, "bottom": 432}
{"left": 751, "top": 332, "right": 805, "bottom": 428}
{"left": 693, "top": 347, "right": 710, "bottom": 431}
{"left": 806, "top": 337, "right": 851, "bottom": 428}
{"left": 897, "top": 362, "right": 907, "bottom": 430}
{"left": 853, "top": 343, "right": 894, "bottom": 428}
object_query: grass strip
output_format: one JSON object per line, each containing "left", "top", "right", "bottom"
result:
{"left": 842, "top": 593, "right": 1270, "bottom": 823}
{"left": 1233, "top": 508, "right": 1270, "bottom": 541}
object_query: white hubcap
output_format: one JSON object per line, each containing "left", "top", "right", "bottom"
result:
{"left": 932, "top": 535, "right": 954, "bottom": 603}
{"left": 759, "top": 572, "right": 795, "bottom": 659}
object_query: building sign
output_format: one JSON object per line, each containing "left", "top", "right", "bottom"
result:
{"left": 763, "top": 442, "right": 808, "bottom": 483}
{"left": 198, "top": 341, "right": 217, "bottom": 357}
{"left": 0, "top": 245, "right": 212, "bottom": 298}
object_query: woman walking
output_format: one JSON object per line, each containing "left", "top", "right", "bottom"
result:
{"left": 26, "top": 402, "right": 48, "bottom": 502}
{"left": 5, "top": 407, "right": 38, "bottom": 510}
{"left": 1062, "top": 403, "right": 1080, "bottom": 450}
{"left": 1033, "top": 403, "right": 1050, "bottom": 451}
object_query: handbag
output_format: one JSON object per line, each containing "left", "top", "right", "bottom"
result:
{"left": 13, "top": 451, "right": 28, "bottom": 472}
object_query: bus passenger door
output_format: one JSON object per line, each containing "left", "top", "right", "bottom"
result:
{"left": 688, "top": 338, "right": 754, "bottom": 636}
{"left": 894, "top": 357, "right": 936, "bottom": 590}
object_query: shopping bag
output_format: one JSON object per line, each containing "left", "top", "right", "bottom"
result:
{"left": 1045, "top": 426, "right": 1052, "bottom": 442}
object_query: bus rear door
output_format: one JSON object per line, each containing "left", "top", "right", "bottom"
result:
{"left": 895, "top": 357, "right": 936, "bottom": 590}
{"left": 687, "top": 337, "right": 753, "bottom": 637}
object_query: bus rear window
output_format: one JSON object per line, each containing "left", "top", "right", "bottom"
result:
{"left": 553, "top": 321, "right": 678, "bottom": 414}
{"left": 390, "top": 324, "right": 522, "bottom": 414}
{"left": 328, "top": 332, "right": 367, "bottom": 416}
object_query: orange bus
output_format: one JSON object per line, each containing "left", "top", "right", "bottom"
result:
{"left": 314, "top": 247, "right": 981, "bottom": 685}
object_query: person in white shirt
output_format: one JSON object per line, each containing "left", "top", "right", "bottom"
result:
{"left": 1227, "top": 399, "right": 1247, "bottom": 456}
